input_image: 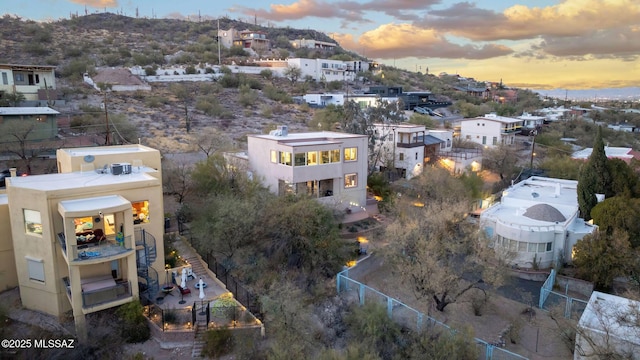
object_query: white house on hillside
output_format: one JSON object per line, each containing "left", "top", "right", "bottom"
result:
{"left": 575, "top": 292, "right": 640, "bottom": 359}
{"left": 246, "top": 127, "right": 368, "bottom": 211}
{"left": 458, "top": 113, "right": 523, "bottom": 147}
{"left": 371, "top": 124, "right": 453, "bottom": 179}
{"left": 518, "top": 112, "right": 546, "bottom": 129}
{"left": 256, "top": 58, "right": 371, "bottom": 82}
{"left": 303, "top": 93, "right": 381, "bottom": 108}
{"left": 480, "top": 176, "right": 596, "bottom": 269}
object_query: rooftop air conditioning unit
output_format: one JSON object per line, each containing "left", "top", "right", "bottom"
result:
{"left": 111, "top": 163, "right": 132, "bottom": 175}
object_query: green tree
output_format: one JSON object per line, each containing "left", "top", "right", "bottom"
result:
{"left": 608, "top": 158, "right": 640, "bottom": 197}
{"left": 577, "top": 126, "right": 612, "bottom": 220}
{"left": 573, "top": 230, "right": 633, "bottom": 290}
{"left": 539, "top": 156, "right": 581, "bottom": 180}
{"left": 591, "top": 197, "right": 640, "bottom": 247}
{"left": 0, "top": 91, "right": 26, "bottom": 107}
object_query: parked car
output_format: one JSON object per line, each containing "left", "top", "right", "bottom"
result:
{"left": 0, "top": 169, "right": 26, "bottom": 187}
{"left": 413, "top": 106, "right": 429, "bottom": 115}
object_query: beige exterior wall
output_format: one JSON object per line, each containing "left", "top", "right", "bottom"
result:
{"left": 0, "top": 197, "right": 18, "bottom": 291}
{"left": 56, "top": 144, "right": 162, "bottom": 179}
{"left": 0, "top": 65, "right": 57, "bottom": 101}
{"left": 5, "top": 145, "right": 165, "bottom": 338}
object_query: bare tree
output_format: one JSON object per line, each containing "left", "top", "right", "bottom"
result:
{"left": 192, "top": 127, "right": 233, "bottom": 158}
{"left": 0, "top": 121, "right": 59, "bottom": 174}
{"left": 162, "top": 157, "right": 194, "bottom": 204}
{"left": 283, "top": 65, "right": 302, "bottom": 84}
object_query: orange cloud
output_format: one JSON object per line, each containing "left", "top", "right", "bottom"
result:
{"left": 70, "top": 0, "right": 118, "bottom": 7}
{"left": 342, "top": 23, "right": 513, "bottom": 60}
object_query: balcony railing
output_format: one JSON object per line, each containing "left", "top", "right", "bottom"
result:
{"left": 396, "top": 142, "right": 424, "bottom": 148}
{"left": 501, "top": 126, "right": 522, "bottom": 133}
{"left": 82, "top": 280, "right": 132, "bottom": 308}
{"left": 57, "top": 232, "right": 67, "bottom": 256}
{"left": 62, "top": 276, "right": 72, "bottom": 300}
{"left": 70, "top": 235, "right": 133, "bottom": 262}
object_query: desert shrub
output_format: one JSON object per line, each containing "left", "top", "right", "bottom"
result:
{"left": 219, "top": 74, "right": 240, "bottom": 88}
{"left": 116, "top": 300, "right": 150, "bottom": 343}
{"left": 228, "top": 45, "right": 247, "bottom": 56}
{"left": 263, "top": 84, "right": 292, "bottom": 103}
{"left": 326, "top": 80, "right": 343, "bottom": 91}
{"left": 61, "top": 59, "right": 95, "bottom": 81}
{"left": 469, "top": 291, "right": 488, "bottom": 316}
{"left": 202, "top": 328, "right": 235, "bottom": 358}
{"left": 145, "top": 96, "right": 165, "bottom": 108}
{"left": 23, "top": 42, "right": 50, "bottom": 56}
{"left": 242, "top": 77, "right": 263, "bottom": 90}
{"left": 102, "top": 53, "right": 122, "bottom": 67}
{"left": 239, "top": 85, "right": 258, "bottom": 107}
{"left": 144, "top": 67, "right": 157, "bottom": 76}
{"left": 260, "top": 69, "right": 273, "bottom": 80}
{"left": 163, "top": 308, "right": 177, "bottom": 324}
{"left": 261, "top": 105, "right": 273, "bottom": 118}
{"left": 64, "top": 47, "right": 83, "bottom": 59}
{"left": 185, "top": 65, "right": 197, "bottom": 74}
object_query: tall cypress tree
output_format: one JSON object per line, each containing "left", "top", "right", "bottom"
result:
{"left": 577, "top": 126, "right": 611, "bottom": 220}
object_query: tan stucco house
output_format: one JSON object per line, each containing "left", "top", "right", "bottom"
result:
{"left": 0, "top": 144, "right": 165, "bottom": 340}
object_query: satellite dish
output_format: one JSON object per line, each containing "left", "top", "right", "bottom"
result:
{"left": 84, "top": 155, "right": 95, "bottom": 163}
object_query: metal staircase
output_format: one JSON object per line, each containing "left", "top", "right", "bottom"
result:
{"left": 135, "top": 229, "right": 159, "bottom": 302}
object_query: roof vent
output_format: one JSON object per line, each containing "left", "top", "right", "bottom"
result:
{"left": 111, "top": 163, "right": 132, "bottom": 175}
{"left": 531, "top": 192, "right": 539, "bottom": 198}
{"left": 269, "top": 125, "right": 288, "bottom": 137}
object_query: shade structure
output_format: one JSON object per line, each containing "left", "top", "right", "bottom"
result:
{"left": 199, "top": 278, "right": 205, "bottom": 300}
{"left": 181, "top": 268, "right": 187, "bottom": 289}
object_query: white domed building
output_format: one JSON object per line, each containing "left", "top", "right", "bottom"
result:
{"left": 480, "top": 177, "right": 596, "bottom": 269}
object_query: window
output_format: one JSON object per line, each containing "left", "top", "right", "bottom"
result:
{"left": 492, "top": 137, "right": 497, "bottom": 145}
{"left": 321, "top": 151, "right": 330, "bottom": 164}
{"left": 132, "top": 200, "right": 150, "bottom": 224}
{"left": 344, "top": 147, "right": 357, "bottom": 161}
{"left": 546, "top": 242, "right": 552, "bottom": 252}
{"left": 344, "top": 173, "right": 357, "bottom": 188}
{"left": 270, "top": 150, "right": 277, "bottom": 163}
{"left": 24, "top": 209, "right": 42, "bottom": 235}
{"left": 279, "top": 151, "right": 291, "bottom": 166}
{"left": 307, "top": 151, "right": 318, "bottom": 166}
{"left": 26, "top": 257, "right": 45, "bottom": 283}
{"left": 1, "top": 72, "right": 7, "bottom": 85}
{"left": 482, "top": 136, "right": 486, "bottom": 145}
{"left": 15, "top": 73, "right": 24, "bottom": 82}
{"left": 415, "top": 152, "right": 418, "bottom": 160}
{"left": 330, "top": 149, "right": 340, "bottom": 162}
{"left": 294, "top": 153, "right": 306, "bottom": 166}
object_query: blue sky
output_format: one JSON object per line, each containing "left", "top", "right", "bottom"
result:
{"left": 6, "top": 0, "right": 640, "bottom": 89}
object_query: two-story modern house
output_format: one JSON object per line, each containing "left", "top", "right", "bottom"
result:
{"left": 459, "top": 113, "right": 523, "bottom": 147}
{"left": 0, "top": 64, "right": 57, "bottom": 103}
{"left": 246, "top": 127, "right": 368, "bottom": 211}
{"left": 371, "top": 123, "right": 453, "bottom": 179}
{"left": 2, "top": 144, "right": 165, "bottom": 340}
{"left": 480, "top": 176, "right": 595, "bottom": 269}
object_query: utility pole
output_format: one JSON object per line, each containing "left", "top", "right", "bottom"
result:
{"left": 217, "top": 19, "right": 221, "bottom": 66}
{"left": 529, "top": 129, "right": 537, "bottom": 170}
{"left": 103, "top": 89, "right": 111, "bottom": 145}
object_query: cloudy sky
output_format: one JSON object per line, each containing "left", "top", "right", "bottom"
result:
{"left": 7, "top": 0, "right": 640, "bottom": 90}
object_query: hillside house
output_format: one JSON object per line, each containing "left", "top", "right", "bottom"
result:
{"left": 480, "top": 176, "right": 596, "bottom": 269}
{"left": 458, "top": 113, "right": 523, "bottom": 147}
{"left": 0, "top": 64, "right": 57, "bottom": 104}
{"left": 246, "top": 127, "right": 368, "bottom": 212}
{"left": 0, "top": 144, "right": 165, "bottom": 340}
{"left": 0, "top": 106, "right": 59, "bottom": 141}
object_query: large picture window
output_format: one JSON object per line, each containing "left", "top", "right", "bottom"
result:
{"left": 330, "top": 149, "right": 340, "bottom": 162}
{"left": 307, "top": 151, "right": 318, "bottom": 166}
{"left": 26, "top": 257, "right": 45, "bottom": 283}
{"left": 132, "top": 201, "right": 150, "bottom": 224}
{"left": 294, "top": 153, "right": 306, "bottom": 166}
{"left": 279, "top": 151, "right": 291, "bottom": 166}
{"left": 270, "top": 150, "right": 277, "bottom": 163}
{"left": 24, "top": 209, "right": 42, "bottom": 235}
{"left": 344, "top": 147, "right": 357, "bottom": 161}
{"left": 344, "top": 173, "right": 357, "bottom": 188}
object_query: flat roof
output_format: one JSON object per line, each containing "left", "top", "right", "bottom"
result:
{"left": 7, "top": 168, "right": 158, "bottom": 192}
{"left": 249, "top": 131, "right": 367, "bottom": 142}
{"left": 60, "top": 144, "right": 158, "bottom": 157}
{"left": 59, "top": 195, "right": 130, "bottom": 213}
{"left": 464, "top": 113, "right": 523, "bottom": 124}
{"left": 572, "top": 147, "right": 633, "bottom": 160}
{"left": 0, "top": 107, "right": 60, "bottom": 115}
{"left": 579, "top": 292, "right": 640, "bottom": 346}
